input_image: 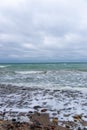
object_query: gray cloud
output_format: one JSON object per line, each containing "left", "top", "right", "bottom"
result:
{"left": 0, "top": 0, "right": 87, "bottom": 62}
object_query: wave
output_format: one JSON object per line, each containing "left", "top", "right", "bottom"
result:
{"left": 0, "top": 65, "right": 11, "bottom": 68}
{"left": 15, "top": 71, "right": 47, "bottom": 74}
{"left": 0, "top": 65, "right": 7, "bottom": 68}
{"left": 0, "top": 83, "right": 87, "bottom": 93}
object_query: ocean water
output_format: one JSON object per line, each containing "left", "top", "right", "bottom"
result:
{"left": 0, "top": 63, "right": 87, "bottom": 89}
{"left": 1, "top": 63, "right": 87, "bottom": 123}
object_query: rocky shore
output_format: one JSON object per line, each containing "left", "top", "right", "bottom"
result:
{"left": 0, "top": 84, "right": 87, "bottom": 129}
{"left": 0, "top": 111, "right": 87, "bottom": 130}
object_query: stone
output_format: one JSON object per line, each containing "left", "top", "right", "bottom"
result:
{"left": 29, "top": 111, "right": 33, "bottom": 113}
{"left": 66, "top": 125, "right": 70, "bottom": 129}
{"left": 73, "top": 114, "right": 82, "bottom": 121}
{"left": 83, "top": 128, "right": 87, "bottom": 130}
{"left": 52, "top": 117, "right": 58, "bottom": 126}
{"left": 33, "top": 106, "right": 41, "bottom": 110}
{"left": 41, "top": 109, "right": 47, "bottom": 112}
{"left": 78, "top": 127, "right": 82, "bottom": 130}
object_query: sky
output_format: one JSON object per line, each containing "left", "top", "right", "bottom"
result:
{"left": 0, "top": 0, "right": 87, "bottom": 63}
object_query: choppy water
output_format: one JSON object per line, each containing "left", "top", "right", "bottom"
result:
{"left": 0, "top": 63, "right": 87, "bottom": 89}
{"left": 1, "top": 63, "right": 87, "bottom": 124}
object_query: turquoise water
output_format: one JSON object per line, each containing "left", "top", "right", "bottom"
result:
{"left": 1, "top": 62, "right": 87, "bottom": 71}
{"left": 0, "top": 63, "right": 87, "bottom": 89}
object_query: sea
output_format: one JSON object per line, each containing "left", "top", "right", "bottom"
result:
{"left": 0, "top": 62, "right": 87, "bottom": 89}
{"left": 0, "top": 63, "right": 87, "bottom": 123}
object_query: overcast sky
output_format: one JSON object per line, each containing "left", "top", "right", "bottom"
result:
{"left": 0, "top": 0, "right": 87, "bottom": 63}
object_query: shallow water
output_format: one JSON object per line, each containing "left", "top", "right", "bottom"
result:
{"left": 0, "top": 84, "right": 87, "bottom": 122}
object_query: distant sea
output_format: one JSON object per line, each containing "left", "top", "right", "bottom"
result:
{"left": 0, "top": 63, "right": 87, "bottom": 90}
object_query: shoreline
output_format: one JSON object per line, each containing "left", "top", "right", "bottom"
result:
{"left": 0, "top": 112, "right": 87, "bottom": 130}
{"left": 0, "top": 84, "right": 87, "bottom": 129}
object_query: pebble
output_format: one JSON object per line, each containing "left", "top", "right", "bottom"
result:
{"left": 41, "top": 109, "right": 47, "bottom": 112}
{"left": 52, "top": 117, "right": 58, "bottom": 125}
{"left": 33, "top": 106, "right": 41, "bottom": 110}
{"left": 78, "top": 127, "right": 82, "bottom": 130}
{"left": 66, "top": 125, "right": 70, "bottom": 129}
{"left": 29, "top": 111, "right": 33, "bottom": 114}
{"left": 73, "top": 114, "right": 82, "bottom": 120}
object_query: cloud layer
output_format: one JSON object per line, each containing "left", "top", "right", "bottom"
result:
{"left": 0, "top": 0, "right": 87, "bottom": 62}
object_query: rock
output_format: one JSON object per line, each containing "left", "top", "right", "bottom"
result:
{"left": 84, "top": 116, "right": 87, "bottom": 118}
{"left": 83, "top": 128, "right": 87, "bottom": 130}
{"left": 12, "top": 118, "right": 16, "bottom": 122}
{"left": 33, "top": 120, "right": 41, "bottom": 126}
{"left": 52, "top": 113, "right": 57, "bottom": 116}
{"left": 78, "top": 127, "right": 82, "bottom": 130}
{"left": 50, "top": 126, "right": 55, "bottom": 130}
{"left": 33, "top": 106, "right": 41, "bottom": 110}
{"left": 34, "top": 111, "right": 40, "bottom": 116}
{"left": 30, "top": 124, "right": 35, "bottom": 130}
{"left": 66, "top": 125, "right": 70, "bottom": 129}
{"left": 44, "top": 126, "right": 50, "bottom": 130}
{"left": 64, "top": 114, "right": 70, "bottom": 117}
{"left": 29, "top": 111, "right": 33, "bottom": 113}
{"left": 43, "top": 102, "right": 47, "bottom": 105}
{"left": 52, "top": 117, "right": 58, "bottom": 126}
{"left": 41, "top": 109, "right": 47, "bottom": 112}
{"left": 73, "top": 114, "right": 82, "bottom": 121}
{"left": 18, "top": 112, "right": 26, "bottom": 116}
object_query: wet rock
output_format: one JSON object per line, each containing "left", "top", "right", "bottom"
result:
{"left": 50, "top": 126, "right": 55, "bottom": 130}
{"left": 30, "top": 124, "right": 35, "bottom": 130}
{"left": 78, "top": 127, "right": 82, "bottom": 130}
{"left": 44, "top": 126, "right": 50, "bottom": 130}
{"left": 12, "top": 118, "right": 16, "bottom": 124}
{"left": 41, "top": 109, "right": 47, "bottom": 112}
{"left": 84, "top": 115, "right": 87, "bottom": 118}
{"left": 73, "top": 114, "right": 82, "bottom": 121}
{"left": 14, "top": 121, "right": 21, "bottom": 128}
{"left": 33, "top": 120, "right": 41, "bottom": 126}
{"left": 22, "top": 88, "right": 26, "bottom": 90}
{"left": 52, "top": 117, "right": 58, "bottom": 126}
{"left": 66, "top": 125, "right": 70, "bottom": 129}
{"left": 57, "top": 111, "right": 60, "bottom": 114}
{"left": 18, "top": 112, "right": 26, "bottom": 116}
{"left": 64, "top": 114, "right": 70, "bottom": 117}
{"left": 33, "top": 106, "right": 41, "bottom": 110}
{"left": 83, "top": 128, "right": 87, "bottom": 130}
{"left": 29, "top": 111, "right": 33, "bottom": 114}
{"left": 35, "top": 98, "right": 39, "bottom": 101}
{"left": 43, "top": 102, "right": 47, "bottom": 105}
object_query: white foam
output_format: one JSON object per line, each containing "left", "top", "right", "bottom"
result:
{"left": 15, "top": 71, "right": 43, "bottom": 74}
{"left": 0, "top": 65, "right": 10, "bottom": 68}
{"left": 0, "top": 85, "right": 87, "bottom": 124}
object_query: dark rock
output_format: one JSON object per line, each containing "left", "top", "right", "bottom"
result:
{"left": 34, "top": 111, "right": 40, "bottom": 116}
{"left": 83, "top": 128, "right": 87, "bottom": 130}
{"left": 29, "top": 111, "right": 33, "bottom": 113}
{"left": 78, "top": 127, "right": 82, "bottom": 130}
{"left": 43, "top": 102, "right": 47, "bottom": 105}
{"left": 41, "top": 109, "right": 47, "bottom": 112}
{"left": 66, "top": 125, "right": 70, "bottom": 129}
{"left": 12, "top": 118, "right": 16, "bottom": 122}
{"left": 50, "top": 126, "right": 55, "bottom": 130}
{"left": 34, "top": 120, "right": 41, "bottom": 126}
{"left": 30, "top": 124, "right": 35, "bottom": 130}
{"left": 7, "top": 124, "right": 14, "bottom": 130}
{"left": 52, "top": 113, "right": 57, "bottom": 116}
{"left": 33, "top": 105, "right": 41, "bottom": 110}
{"left": 22, "top": 88, "right": 26, "bottom": 90}
{"left": 44, "top": 127, "right": 50, "bottom": 130}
